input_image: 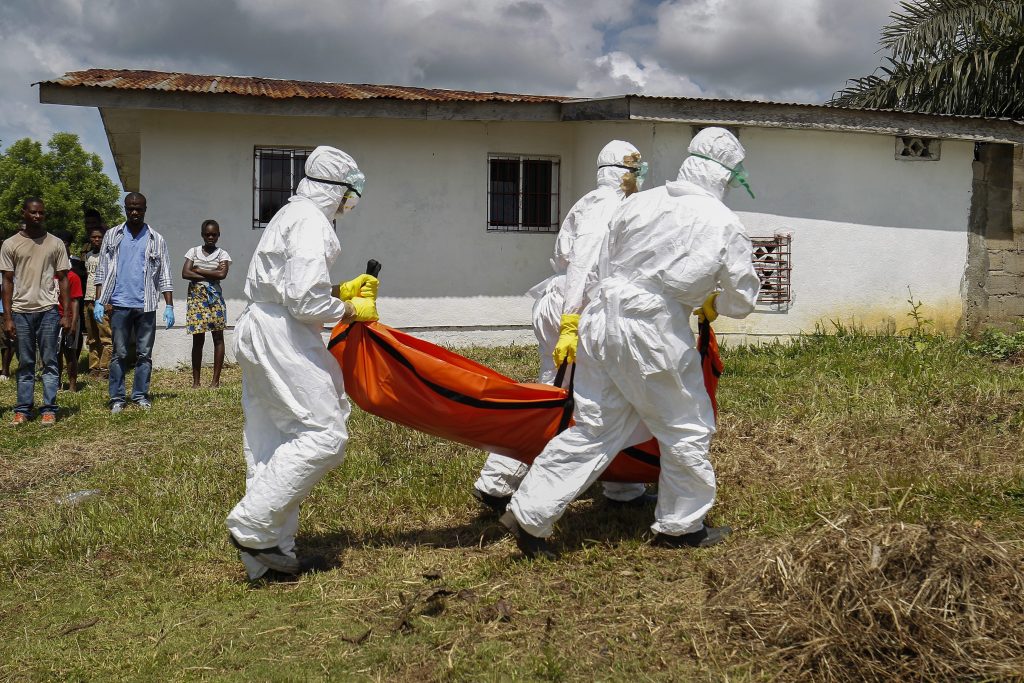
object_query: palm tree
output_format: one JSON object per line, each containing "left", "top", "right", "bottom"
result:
{"left": 830, "top": 0, "right": 1024, "bottom": 119}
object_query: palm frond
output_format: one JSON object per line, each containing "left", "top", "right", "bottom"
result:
{"left": 831, "top": 0, "right": 1024, "bottom": 118}
{"left": 831, "top": 43, "right": 1024, "bottom": 117}
{"left": 882, "top": 0, "right": 1024, "bottom": 61}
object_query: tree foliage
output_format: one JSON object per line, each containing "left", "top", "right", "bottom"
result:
{"left": 0, "top": 133, "right": 123, "bottom": 242}
{"left": 830, "top": 0, "right": 1024, "bottom": 118}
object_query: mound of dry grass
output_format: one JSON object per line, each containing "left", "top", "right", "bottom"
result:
{"left": 706, "top": 512, "right": 1024, "bottom": 681}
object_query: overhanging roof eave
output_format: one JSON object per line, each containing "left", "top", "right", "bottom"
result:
{"left": 627, "top": 114, "right": 1024, "bottom": 143}
{"left": 562, "top": 96, "right": 1024, "bottom": 144}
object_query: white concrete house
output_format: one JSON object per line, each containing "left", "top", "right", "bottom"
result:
{"left": 38, "top": 69, "right": 1024, "bottom": 367}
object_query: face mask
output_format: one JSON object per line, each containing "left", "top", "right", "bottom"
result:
{"left": 308, "top": 173, "right": 364, "bottom": 215}
{"left": 599, "top": 157, "right": 649, "bottom": 195}
{"left": 633, "top": 161, "right": 649, "bottom": 185}
{"left": 689, "top": 153, "right": 755, "bottom": 199}
{"left": 339, "top": 171, "right": 364, "bottom": 214}
{"left": 340, "top": 192, "right": 360, "bottom": 214}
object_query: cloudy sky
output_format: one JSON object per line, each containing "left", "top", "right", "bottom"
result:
{"left": 0, "top": 0, "right": 902, "bottom": 186}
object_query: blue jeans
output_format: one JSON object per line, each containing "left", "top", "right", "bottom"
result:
{"left": 13, "top": 308, "right": 61, "bottom": 416}
{"left": 109, "top": 307, "right": 156, "bottom": 404}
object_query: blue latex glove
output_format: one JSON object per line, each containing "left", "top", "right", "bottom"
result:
{"left": 93, "top": 303, "right": 105, "bottom": 324}
{"left": 163, "top": 306, "right": 175, "bottom": 329}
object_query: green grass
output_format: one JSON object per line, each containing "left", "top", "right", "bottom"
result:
{"left": 1, "top": 332, "right": 1023, "bottom": 681}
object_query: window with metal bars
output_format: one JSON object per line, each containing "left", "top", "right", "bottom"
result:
{"left": 487, "top": 155, "right": 560, "bottom": 232}
{"left": 751, "top": 234, "right": 792, "bottom": 307}
{"left": 253, "top": 147, "right": 312, "bottom": 228}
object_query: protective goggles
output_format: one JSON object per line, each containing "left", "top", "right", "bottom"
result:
{"left": 306, "top": 175, "right": 364, "bottom": 197}
{"left": 599, "top": 161, "right": 649, "bottom": 183}
{"left": 307, "top": 172, "right": 365, "bottom": 212}
{"left": 689, "top": 153, "right": 755, "bottom": 199}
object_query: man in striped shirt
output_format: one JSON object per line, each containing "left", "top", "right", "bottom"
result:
{"left": 93, "top": 192, "right": 175, "bottom": 413}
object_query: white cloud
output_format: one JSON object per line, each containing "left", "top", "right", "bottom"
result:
{"left": 643, "top": 0, "right": 899, "bottom": 101}
{"left": 575, "top": 52, "right": 704, "bottom": 97}
{"left": 0, "top": 0, "right": 903, "bottom": 188}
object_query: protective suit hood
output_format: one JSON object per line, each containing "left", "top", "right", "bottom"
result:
{"left": 596, "top": 140, "right": 643, "bottom": 197}
{"left": 294, "top": 146, "right": 363, "bottom": 220}
{"left": 230, "top": 146, "right": 362, "bottom": 578}
{"left": 675, "top": 127, "right": 745, "bottom": 201}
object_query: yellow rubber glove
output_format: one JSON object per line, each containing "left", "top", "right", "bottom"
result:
{"left": 552, "top": 313, "right": 580, "bottom": 366}
{"left": 695, "top": 292, "right": 719, "bottom": 324}
{"left": 348, "top": 297, "right": 379, "bottom": 322}
{"left": 336, "top": 274, "right": 379, "bottom": 301}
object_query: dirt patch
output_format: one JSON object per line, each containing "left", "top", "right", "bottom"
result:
{"left": 705, "top": 512, "right": 1024, "bottom": 681}
{"left": 0, "top": 442, "right": 101, "bottom": 498}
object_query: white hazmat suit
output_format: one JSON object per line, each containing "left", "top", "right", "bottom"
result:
{"left": 474, "top": 140, "right": 648, "bottom": 503}
{"left": 226, "top": 146, "right": 364, "bottom": 579}
{"left": 506, "top": 128, "right": 761, "bottom": 540}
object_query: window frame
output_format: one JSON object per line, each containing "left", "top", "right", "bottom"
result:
{"left": 750, "top": 233, "right": 793, "bottom": 309}
{"left": 486, "top": 153, "right": 561, "bottom": 233}
{"left": 252, "top": 146, "right": 314, "bottom": 229}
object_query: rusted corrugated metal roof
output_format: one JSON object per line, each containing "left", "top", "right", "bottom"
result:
{"left": 41, "top": 68, "right": 1024, "bottom": 127}
{"left": 613, "top": 94, "right": 1023, "bottom": 123}
{"left": 42, "top": 69, "right": 570, "bottom": 104}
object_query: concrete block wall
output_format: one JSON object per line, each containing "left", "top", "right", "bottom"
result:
{"left": 981, "top": 144, "right": 1024, "bottom": 330}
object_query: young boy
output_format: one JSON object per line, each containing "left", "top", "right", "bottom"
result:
{"left": 53, "top": 231, "right": 84, "bottom": 391}
{"left": 0, "top": 272, "right": 12, "bottom": 381}
{"left": 0, "top": 199, "right": 72, "bottom": 425}
{"left": 81, "top": 214, "right": 111, "bottom": 376}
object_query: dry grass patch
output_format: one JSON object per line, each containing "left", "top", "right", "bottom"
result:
{"left": 706, "top": 511, "right": 1024, "bottom": 681}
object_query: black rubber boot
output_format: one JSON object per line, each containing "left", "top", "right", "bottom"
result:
{"left": 652, "top": 525, "right": 731, "bottom": 549}
{"left": 472, "top": 488, "right": 512, "bottom": 515}
{"left": 499, "top": 511, "right": 559, "bottom": 560}
{"left": 252, "top": 556, "right": 330, "bottom": 584}
{"left": 297, "top": 554, "right": 331, "bottom": 574}
{"left": 230, "top": 535, "right": 301, "bottom": 574}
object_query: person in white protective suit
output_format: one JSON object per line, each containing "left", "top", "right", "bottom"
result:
{"left": 472, "top": 140, "right": 652, "bottom": 513}
{"left": 499, "top": 127, "right": 761, "bottom": 559}
{"left": 226, "top": 146, "right": 379, "bottom": 580}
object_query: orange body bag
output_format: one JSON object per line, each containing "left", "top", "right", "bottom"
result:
{"left": 327, "top": 320, "right": 722, "bottom": 484}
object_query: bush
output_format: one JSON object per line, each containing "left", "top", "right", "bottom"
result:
{"left": 964, "top": 328, "right": 1024, "bottom": 360}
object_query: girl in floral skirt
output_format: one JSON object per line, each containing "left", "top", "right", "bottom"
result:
{"left": 182, "top": 220, "right": 231, "bottom": 388}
